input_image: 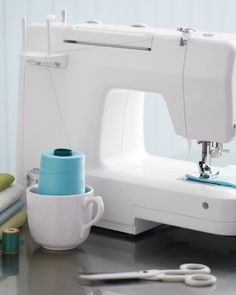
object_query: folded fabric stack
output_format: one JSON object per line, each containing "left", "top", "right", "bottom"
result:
{"left": 0, "top": 173, "right": 27, "bottom": 239}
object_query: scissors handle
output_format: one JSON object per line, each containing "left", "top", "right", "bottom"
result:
{"left": 185, "top": 274, "right": 217, "bottom": 287}
{"left": 144, "top": 263, "right": 216, "bottom": 287}
{"left": 180, "top": 263, "right": 211, "bottom": 274}
{"left": 145, "top": 272, "right": 216, "bottom": 287}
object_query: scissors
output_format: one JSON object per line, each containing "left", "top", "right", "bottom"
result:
{"left": 78, "top": 263, "right": 217, "bottom": 287}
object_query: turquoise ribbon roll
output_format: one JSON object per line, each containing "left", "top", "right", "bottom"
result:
{"left": 38, "top": 149, "right": 85, "bottom": 195}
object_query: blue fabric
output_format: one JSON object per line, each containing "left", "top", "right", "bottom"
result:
{"left": 0, "top": 199, "right": 24, "bottom": 225}
{"left": 186, "top": 165, "right": 236, "bottom": 188}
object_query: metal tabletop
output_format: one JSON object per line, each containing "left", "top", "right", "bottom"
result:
{"left": 0, "top": 225, "right": 236, "bottom": 295}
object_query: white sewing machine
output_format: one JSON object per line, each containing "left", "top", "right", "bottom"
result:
{"left": 17, "top": 12, "right": 236, "bottom": 235}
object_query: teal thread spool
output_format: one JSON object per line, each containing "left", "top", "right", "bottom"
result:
{"left": 2, "top": 228, "right": 20, "bottom": 255}
{"left": 2, "top": 255, "right": 19, "bottom": 276}
{"left": 38, "top": 149, "right": 85, "bottom": 195}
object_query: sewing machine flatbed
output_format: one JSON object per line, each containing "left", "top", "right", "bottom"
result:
{"left": 87, "top": 155, "right": 236, "bottom": 235}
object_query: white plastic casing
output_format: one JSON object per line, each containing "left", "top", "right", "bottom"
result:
{"left": 17, "top": 22, "right": 236, "bottom": 235}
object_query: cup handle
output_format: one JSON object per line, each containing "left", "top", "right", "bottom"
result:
{"left": 81, "top": 196, "right": 104, "bottom": 239}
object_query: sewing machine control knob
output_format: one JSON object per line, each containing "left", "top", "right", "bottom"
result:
{"left": 130, "top": 23, "right": 149, "bottom": 28}
{"left": 86, "top": 19, "right": 103, "bottom": 24}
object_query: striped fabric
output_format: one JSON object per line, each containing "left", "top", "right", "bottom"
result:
{"left": 0, "top": 184, "right": 24, "bottom": 213}
{"left": 0, "top": 199, "right": 24, "bottom": 225}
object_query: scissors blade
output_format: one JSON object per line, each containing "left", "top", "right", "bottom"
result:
{"left": 78, "top": 270, "right": 159, "bottom": 281}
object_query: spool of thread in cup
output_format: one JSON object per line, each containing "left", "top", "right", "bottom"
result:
{"left": 2, "top": 228, "right": 20, "bottom": 255}
{"left": 38, "top": 148, "right": 85, "bottom": 195}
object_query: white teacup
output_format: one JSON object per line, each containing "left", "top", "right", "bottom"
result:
{"left": 26, "top": 184, "right": 104, "bottom": 250}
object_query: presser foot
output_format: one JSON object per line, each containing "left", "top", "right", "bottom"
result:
{"left": 197, "top": 141, "right": 224, "bottom": 179}
{"left": 198, "top": 161, "right": 219, "bottom": 179}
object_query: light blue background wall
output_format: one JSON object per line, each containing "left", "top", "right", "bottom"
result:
{"left": 1, "top": 0, "right": 236, "bottom": 173}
